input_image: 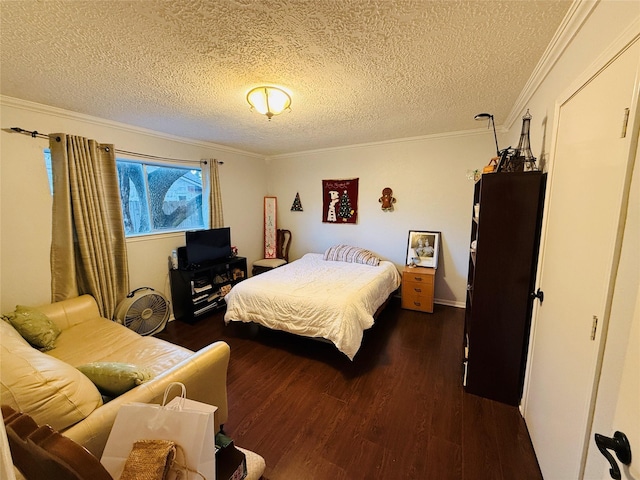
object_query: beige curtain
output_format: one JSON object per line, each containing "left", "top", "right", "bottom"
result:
{"left": 204, "top": 159, "right": 224, "bottom": 228}
{"left": 49, "top": 134, "right": 129, "bottom": 319}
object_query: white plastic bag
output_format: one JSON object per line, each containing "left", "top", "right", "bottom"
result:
{"left": 101, "top": 382, "right": 217, "bottom": 480}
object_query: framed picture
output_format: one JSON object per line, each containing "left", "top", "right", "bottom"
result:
{"left": 406, "top": 230, "right": 440, "bottom": 268}
{"left": 322, "top": 178, "right": 359, "bottom": 224}
{"left": 264, "top": 196, "right": 277, "bottom": 258}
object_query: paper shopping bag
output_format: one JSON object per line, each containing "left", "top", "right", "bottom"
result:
{"left": 101, "top": 383, "right": 216, "bottom": 480}
{"left": 165, "top": 396, "right": 218, "bottom": 416}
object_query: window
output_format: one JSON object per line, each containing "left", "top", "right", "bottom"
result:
{"left": 44, "top": 150, "right": 205, "bottom": 236}
{"left": 44, "top": 149, "right": 54, "bottom": 195}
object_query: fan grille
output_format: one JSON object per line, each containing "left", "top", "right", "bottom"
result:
{"left": 123, "top": 293, "right": 169, "bottom": 336}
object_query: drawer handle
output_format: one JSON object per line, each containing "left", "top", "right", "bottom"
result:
{"left": 413, "top": 301, "right": 421, "bottom": 306}
{"left": 414, "top": 288, "right": 422, "bottom": 293}
{"left": 415, "top": 277, "right": 423, "bottom": 281}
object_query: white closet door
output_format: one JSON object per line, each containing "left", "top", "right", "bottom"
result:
{"left": 583, "top": 137, "right": 640, "bottom": 479}
{"left": 524, "top": 39, "right": 639, "bottom": 479}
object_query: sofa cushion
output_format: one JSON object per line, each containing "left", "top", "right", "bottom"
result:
{"left": 47, "top": 317, "right": 193, "bottom": 374}
{"left": 3, "top": 305, "right": 61, "bottom": 351}
{"left": 0, "top": 320, "right": 103, "bottom": 431}
{"left": 77, "top": 362, "right": 154, "bottom": 397}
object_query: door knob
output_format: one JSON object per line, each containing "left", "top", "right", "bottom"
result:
{"left": 594, "top": 431, "right": 632, "bottom": 480}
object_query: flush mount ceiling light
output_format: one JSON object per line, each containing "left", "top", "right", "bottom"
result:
{"left": 246, "top": 86, "right": 291, "bottom": 120}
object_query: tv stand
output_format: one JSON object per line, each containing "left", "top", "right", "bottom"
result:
{"left": 169, "top": 256, "right": 247, "bottom": 323}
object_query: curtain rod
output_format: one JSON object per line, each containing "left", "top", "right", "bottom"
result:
{"left": 8, "top": 127, "right": 223, "bottom": 165}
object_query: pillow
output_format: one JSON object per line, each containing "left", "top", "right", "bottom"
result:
{"left": 77, "top": 362, "right": 154, "bottom": 397}
{"left": 4, "top": 305, "right": 61, "bottom": 351}
{"left": 323, "top": 245, "right": 380, "bottom": 266}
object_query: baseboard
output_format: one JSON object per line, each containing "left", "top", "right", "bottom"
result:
{"left": 435, "top": 298, "right": 466, "bottom": 309}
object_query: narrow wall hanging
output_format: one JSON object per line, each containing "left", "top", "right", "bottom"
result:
{"left": 263, "top": 196, "right": 277, "bottom": 258}
{"left": 322, "top": 178, "right": 358, "bottom": 224}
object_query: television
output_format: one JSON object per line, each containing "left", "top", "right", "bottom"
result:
{"left": 185, "top": 227, "right": 232, "bottom": 266}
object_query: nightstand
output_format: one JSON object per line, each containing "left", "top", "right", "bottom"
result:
{"left": 401, "top": 266, "right": 435, "bottom": 313}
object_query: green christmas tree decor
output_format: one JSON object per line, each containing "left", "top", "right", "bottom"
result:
{"left": 291, "top": 192, "right": 303, "bottom": 211}
{"left": 338, "top": 189, "right": 354, "bottom": 221}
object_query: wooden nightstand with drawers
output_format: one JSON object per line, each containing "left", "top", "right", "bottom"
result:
{"left": 401, "top": 266, "right": 435, "bottom": 313}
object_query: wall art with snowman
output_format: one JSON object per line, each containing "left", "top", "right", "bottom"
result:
{"left": 322, "top": 178, "right": 358, "bottom": 224}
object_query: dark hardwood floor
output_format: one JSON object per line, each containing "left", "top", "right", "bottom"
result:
{"left": 156, "top": 298, "right": 542, "bottom": 480}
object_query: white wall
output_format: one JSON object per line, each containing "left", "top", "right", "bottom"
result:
{"left": 0, "top": 97, "right": 267, "bottom": 313}
{"left": 268, "top": 131, "right": 500, "bottom": 307}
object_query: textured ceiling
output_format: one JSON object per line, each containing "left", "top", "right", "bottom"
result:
{"left": 0, "top": 0, "right": 572, "bottom": 156}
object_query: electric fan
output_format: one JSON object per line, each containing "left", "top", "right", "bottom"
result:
{"left": 114, "top": 287, "right": 170, "bottom": 336}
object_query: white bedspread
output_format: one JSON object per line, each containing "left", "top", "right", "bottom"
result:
{"left": 224, "top": 253, "right": 401, "bottom": 360}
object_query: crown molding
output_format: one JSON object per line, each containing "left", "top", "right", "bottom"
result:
{"left": 1, "top": 95, "right": 264, "bottom": 159}
{"left": 557, "top": 16, "right": 640, "bottom": 109}
{"left": 504, "top": 0, "right": 600, "bottom": 130}
{"left": 268, "top": 126, "right": 505, "bottom": 160}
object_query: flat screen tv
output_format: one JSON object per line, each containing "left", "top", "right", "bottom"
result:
{"left": 185, "top": 227, "right": 231, "bottom": 266}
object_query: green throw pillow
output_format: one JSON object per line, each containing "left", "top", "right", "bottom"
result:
{"left": 5, "top": 305, "right": 61, "bottom": 351}
{"left": 77, "top": 362, "right": 154, "bottom": 397}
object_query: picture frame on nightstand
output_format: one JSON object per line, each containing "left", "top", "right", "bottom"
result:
{"left": 406, "top": 230, "right": 440, "bottom": 268}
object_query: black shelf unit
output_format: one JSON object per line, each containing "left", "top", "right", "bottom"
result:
{"left": 169, "top": 256, "right": 247, "bottom": 323}
{"left": 463, "top": 172, "right": 546, "bottom": 406}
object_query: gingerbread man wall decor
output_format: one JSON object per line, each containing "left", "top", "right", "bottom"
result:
{"left": 379, "top": 187, "right": 396, "bottom": 212}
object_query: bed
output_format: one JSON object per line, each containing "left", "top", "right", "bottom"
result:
{"left": 223, "top": 249, "right": 402, "bottom": 360}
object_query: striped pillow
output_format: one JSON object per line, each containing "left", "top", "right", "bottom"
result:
{"left": 323, "top": 245, "right": 380, "bottom": 266}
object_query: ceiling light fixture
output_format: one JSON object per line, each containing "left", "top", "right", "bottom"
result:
{"left": 474, "top": 112, "right": 500, "bottom": 156}
{"left": 246, "top": 86, "right": 291, "bottom": 120}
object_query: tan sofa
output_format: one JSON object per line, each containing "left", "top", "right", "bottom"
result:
{"left": 0, "top": 294, "right": 230, "bottom": 457}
